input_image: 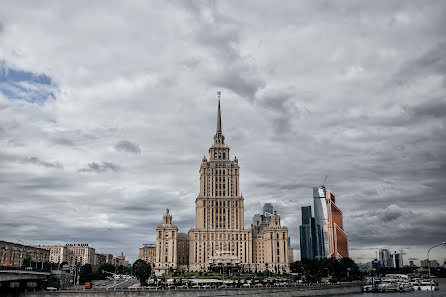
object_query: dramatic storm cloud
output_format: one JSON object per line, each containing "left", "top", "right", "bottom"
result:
{"left": 0, "top": 1, "right": 445, "bottom": 264}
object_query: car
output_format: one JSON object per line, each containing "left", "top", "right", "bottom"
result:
{"left": 84, "top": 282, "right": 92, "bottom": 289}
{"left": 202, "top": 285, "right": 212, "bottom": 289}
{"left": 255, "top": 283, "right": 263, "bottom": 287}
{"left": 242, "top": 283, "right": 251, "bottom": 288}
{"left": 179, "top": 285, "right": 188, "bottom": 289}
{"left": 218, "top": 284, "right": 227, "bottom": 289}
{"left": 102, "top": 283, "right": 106, "bottom": 286}
{"left": 46, "top": 287, "right": 57, "bottom": 291}
{"left": 191, "top": 285, "right": 201, "bottom": 289}
{"left": 125, "top": 279, "right": 129, "bottom": 282}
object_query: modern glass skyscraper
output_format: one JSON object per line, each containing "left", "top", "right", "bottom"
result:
{"left": 252, "top": 213, "right": 262, "bottom": 225}
{"left": 299, "top": 206, "right": 313, "bottom": 259}
{"left": 312, "top": 186, "right": 349, "bottom": 259}
{"left": 313, "top": 186, "right": 329, "bottom": 258}
{"left": 263, "top": 203, "right": 273, "bottom": 216}
{"left": 299, "top": 206, "right": 325, "bottom": 259}
{"left": 252, "top": 203, "right": 274, "bottom": 225}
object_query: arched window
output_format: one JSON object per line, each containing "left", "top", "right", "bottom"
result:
{"left": 223, "top": 152, "right": 226, "bottom": 159}
{"left": 218, "top": 152, "right": 221, "bottom": 159}
{"left": 214, "top": 152, "right": 217, "bottom": 159}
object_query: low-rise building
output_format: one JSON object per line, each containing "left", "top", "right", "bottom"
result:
{"left": 421, "top": 259, "right": 439, "bottom": 268}
{"left": 0, "top": 240, "right": 49, "bottom": 267}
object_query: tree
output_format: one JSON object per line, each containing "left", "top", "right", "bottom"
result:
{"left": 133, "top": 259, "right": 150, "bottom": 286}
{"left": 97, "top": 263, "right": 115, "bottom": 279}
{"left": 79, "top": 264, "right": 92, "bottom": 284}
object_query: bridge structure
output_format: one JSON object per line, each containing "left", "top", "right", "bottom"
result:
{"left": 0, "top": 269, "right": 50, "bottom": 291}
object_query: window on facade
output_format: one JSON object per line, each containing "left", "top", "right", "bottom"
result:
{"left": 214, "top": 152, "right": 217, "bottom": 159}
{"left": 223, "top": 153, "right": 226, "bottom": 159}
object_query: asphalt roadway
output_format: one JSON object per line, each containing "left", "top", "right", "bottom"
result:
{"left": 67, "top": 277, "right": 139, "bottom": 291}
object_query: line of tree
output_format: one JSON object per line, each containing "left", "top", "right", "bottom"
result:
{"left": 290, "top": 258, "right": 361, "bottom": 283}
{"left": 367, "top": 266, "right": 446, "bottom": 278}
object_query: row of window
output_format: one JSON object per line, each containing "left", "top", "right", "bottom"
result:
{"left": 213, "top": 152, "right": 226, "bottom": 160}
{"left": 194, "top": 233, "right": 247, "bottom": 241}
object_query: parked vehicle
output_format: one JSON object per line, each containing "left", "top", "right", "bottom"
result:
{"left": 84, "top": 282, "right": 92, "bottom": 289}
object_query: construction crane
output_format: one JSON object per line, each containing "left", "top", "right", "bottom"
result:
{"left": 321, "top": 175, "right": 328, "bottom": 187}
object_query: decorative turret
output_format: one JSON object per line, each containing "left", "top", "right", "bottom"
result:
{"left": 162, "top": 208, "right": 173, "bottom": 226}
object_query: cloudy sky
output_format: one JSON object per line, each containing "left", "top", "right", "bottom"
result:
{"left": 0, "top": 1, "right": 445, "bottom": 264}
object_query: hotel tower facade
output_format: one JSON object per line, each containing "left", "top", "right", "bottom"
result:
{"left": 154, "top": 95, "right": 290, "bottom": 275}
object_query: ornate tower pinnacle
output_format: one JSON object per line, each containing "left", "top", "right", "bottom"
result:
{"left": 216, "top": 91, "right": 222, "bottom": 134}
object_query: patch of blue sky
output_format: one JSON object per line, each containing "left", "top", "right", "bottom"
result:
{"left": 0, "top": 61, "right": 56, "bottom": 104}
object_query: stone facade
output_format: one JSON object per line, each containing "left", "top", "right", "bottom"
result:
{"left": 154, "top": 96, "right": 290, "bottom": 275}
{"left": 155, "top": 209, "right": 179, "bottom": 275}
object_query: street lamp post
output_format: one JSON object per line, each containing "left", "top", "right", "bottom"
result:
{"left": 427, "top": 242, "right": 446, "bottom": 295}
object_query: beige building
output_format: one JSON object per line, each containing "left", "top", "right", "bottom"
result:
{"left": 155, "top": 209, "right": 178, "bottom": 275}
{"left": 154, "top": 96, "right": 290, "bottom": 275}
{"left": 38, "top": 246, "right": 71, "bottom": 266}
{"left": 251, "top": 211, "right": 290, "bottom": 273}
{"left": 65, "top": 244, "right": 95, "bottom": 266}
{"left": 112, "top": 252, "right": 129, "bottom": 267}
{"left": 0, "top": 241, "right": 50, "bottom": 267}
{"left": 101, "top": 253, "right": 114, "bottom": 264}
{"left": 139, "top": 244, "right": 156, "bottom": 266}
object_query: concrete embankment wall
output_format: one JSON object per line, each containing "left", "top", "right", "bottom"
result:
{"left": 20, "top": 284, "right": 362, "bottom": 297}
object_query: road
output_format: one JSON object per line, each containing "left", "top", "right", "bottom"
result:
{"left": 68, "top": 277, "right": 139, "bottom": 291}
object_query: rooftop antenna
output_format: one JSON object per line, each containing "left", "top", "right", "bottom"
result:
{"left": 217, "top": 91, "right": 221, "bottom": 100}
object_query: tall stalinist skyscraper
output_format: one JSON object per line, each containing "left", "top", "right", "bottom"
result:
{"left": 154, "top": 93, "right": 290, "bottom": 275}
{"left": 188, "top": 94, "right": 253, "bottom": 271}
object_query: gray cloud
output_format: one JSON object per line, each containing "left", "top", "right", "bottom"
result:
{"left": 114, "top": 140, "right": 141, "bottom": 154}
{"left": 393, "top": 41, "right": 446, "bottom": 85}
{"left": 79, "top": 162, "right": 119, "bottom": 173}
{"left": 22, "top": 156, "right": 63, "bottom": 168}
{"left": 0, "top": 1, "right": 445, "bottom": 264}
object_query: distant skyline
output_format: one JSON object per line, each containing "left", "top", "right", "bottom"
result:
{"left": 0, "top": 1, "right": 445, "bottom": 264}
